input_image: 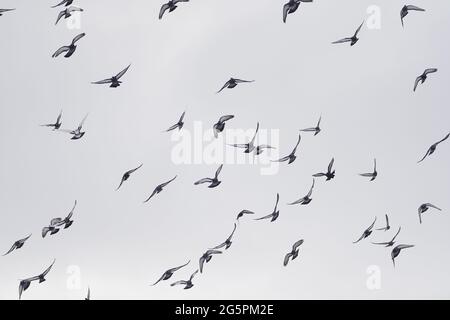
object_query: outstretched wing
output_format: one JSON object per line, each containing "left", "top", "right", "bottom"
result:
{"left": 234, "top": 79, "right": 254, "bottom": 84}
{"left": 406, "top": 5, "right": 425, "bottom": 12}
{"left": 437, "top": 133, "right": 450, "bottom": 144}
{"left": 170, "top": 280, "right": 188, "bottom": 287}
{"left": 72, "top": 32, "right": 86, "bottom": 44}
{"left": 52, "top": 46, "right": 70, "bottom": 58}
{"left": 92, "top": 78, "right": 113, "bottom": 84}
{"left": 194, "top": 178, "right": 213, "bottom": 185}
{"left": 271, "top": 155, "right": 291, "bottom": 163}
{"left": 417, "top": 147, "right": 431, "bottom": 163}
{"left": 160, "top": 175, "right": 177, "bottom": 188}
{"left": 115, "top": 64, "right": 131, "bottom": 80}
{"left": 216, "top": 80, "right": 231, "bottom": 93}
{"left": 413, "top": 76, "right": 421, "bottom": 92}
{"left": 423, "top": 68, "right": 438, "bottom": 76}
{"left": 159, "top": 3, "right": 170, "bottom": 20}
{"left": 214, "top": 164, "right": 223, "bottom": 179}
{"left": 283, "top": 253, "right": 293, "bottom": 266}
{"left": 332, "top": 37, "right": 352, "bottom": 44}
{"left": 3, "top": 242, "right": 17, "bottom": 256}
{"left": 292, "top": 239, "right": 304, "bottom": 251}
{"left": 354, "top": 21, "right": 365, "bottom": 37}
{"left": 218, "top": 115, "right": 234, "bottom": 123}
{"left": 328, "top": 158, "right": 335, "bottom": 173}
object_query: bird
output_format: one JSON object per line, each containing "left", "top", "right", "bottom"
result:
{"left": 255, "top": 193, "right": 280, "bottom": 222}
{"left": 313, "top": 158, "right": 335, "bottom": 181}
{"left": 171, "top": 270, "right": 198, "bottom": 289}
{"left": 59, "top": 114, "right": 88, "bottom": 140}
{"left": 353, "top": 217, "right": 377, "bottom": 243}
{"left": 194, "top": 164, "right": 223, "bottom": 188}
{"left": 85, "top": 287, "right": 90, "bottom": 300}
{"left": 400, "top": 5, "right": 425, "bottom": 27}
{"left": 41, "top": 110, "right": 62, "bottom": 130}
{"left": 217, "top": 78, "right": 254, "bottom": 93}
{"left": 213, "top": 115, "right": 234, "bottom": 138}
{"left": 372, "top": 227, "right": 401, "bottom": 247}
{"left": 288, "top": 179, "right": 314, "bottom": 205}
{"left": 414, "top": 68, "right": 438, "bottom": 92}
{"left": 0, "top": 8, "right": 15, "bottom": 16}
{"left": 391, "top": 244, "right": 414, "bottom": 267}
{"left": 19, "top": 259, "right": 56, "bottom": 300}
{"left": 236, "top": 210, "right": 255, "bottom": 221}
{"left": 54, "top": 200, "right": 77, "bottom": 229}
{"left": 283, "top": 239, "right": 304, "bottom": 266}
{"left": 116, "top": 164, "right": 143, "bottom": 190}
{"left": 210, "top": 224, "right": 237, "bottom": 250}
{"left": 165, "top": 111, "right": 185, "bottom": 132}
{"left": 417, "top": 133, "right": 449, "bottom": 163}
{"left": 332, "top": 21, "right": 365, "bottom": 46}
{"left": 300, "top": 116, "right": 321, "bottom": 136}
{"left": 92, "top": 64, "right": 131, "bottom": 88}
{"left": 272, "top": 133, "right": 301, "bottom": 164}
{"left": 151, "top": 261, "right": 190, "bottom": 286}
{"left": 418, "top": 203, "right": 442, "bottom": 224}
{"left": 52, "top": 0, "right": 74, "bottom": 8}
{"left": 143, "top": 176, "right": 177, "bottom": 203}
{"left": 3, "top": 234, "right": 32, "bottom": 256}
{"left": 376, "top": 214, "right": 391, "bottom": 231}
{"left": 52, "top": 33, "right": 86, "bottom": 58}
{"left": 55, "top": 6, "right": 83, "bottom": 25}
{"left": 359, "top": 158, "right": 378, "bottom": 181}
{"left": 159, "top": 0, "right": 189, "bottom": 20}
{"left": 199, "top": 250, "right": 222, "bottom": 273}
{"left": 228, "top": 122, "right": 259, "bottom": 153}
{"left": 42, "top": 217, "right": 64, "bottom": 238}
{"left": 283, "top": 0, "right": 313, "bottom": 23}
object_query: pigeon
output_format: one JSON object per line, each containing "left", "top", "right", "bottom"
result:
{"left": 217, "top": 78, "right": 254, "bottom": 93}
{"left": 165, "top": 111, "right": 185, "bottom": 132}
{"left": 400, "top": 5, "right": 425, "bottom": 27}
{"left": 116, "top": 164, "right": 143, "bottom": 190}
{"left": 414, "top": 68, "right": 438, "bottom": 92}
{"left": 272, "top": 133, "right": 301, "bottom": 164}
{"left": 0, "top": 8, "right": 15, "bottom": 16}
{"left": 417, "top": 133, "right": 449, "bottom": 163}
{"left": 359, "top": 158, "right": 378, "bottom": 181}
{"left": 283, "top": 239, "right": 304, "bottom": 266}
{"left": 199, "top": 250, "right": 222, "bottom": 273}
{"left": 143, "top": 176, "right": 177, "bottom": 203}
{"left": 59, "top": 114, "right": 88, "bottom": 140}
{"left": 418, "top": 203, "right": 442, "bottom": 224}
{"left": 19, "top": 259, "right": 56, "bottom": 300}
{"left": 92, "top": 64, "right": 131, "bottom": 88}
{"left": 3, "top": 234, "right": 32, "bottom": 256}
{"left": 210, "top": 224, "right": 237, "bottom": 250}
{"left": 332, "top": 21, "right": 365, "bottom": 46}
{"left": 372, "top": 227, "right": 401, "bottom": 247}
{"left": 300, "top": 116, "right": 321, "bottom": 136}
{"left": 194, "top": 164, "right": 223, "bottom": 188}
{"left": 171, "top": 270, "right": 198, "bottom": 290}
{"left": 52, "top": 33, "right": 85, "bottom": 58}
{"left": 376, "top": 214, "right": 391, "bottom": 231}
{"left": 213, "top": 115, "right": 234, "bottom": 138}
{"left": 391, "top": 244, "right": 414, "bottom": 267}
{"left": 42, "top": 217, "right": 64, "bottom": 238}
{"left": 53, "top": 200, "right": 77, "bottom": 229}
{"left": 288, "top": 179, "right": 314, "bottom": 205}
{"left": 283, "top": 0, "right": 313, "bottom": 23}
{"left": 236, "top": 210, "right": 255, "bottom": 221}
{"left": 159, "top": 0, "right": 189, "bottom": 20}
{"left": 85, "top": 287, "right": 90, "bottom": 300}
{"left": 151, "top": 261, "right": 190, "bottom": 286}
{"left": 51, "top": 0, "right": 74, "bottom": 8}
{"left": 55, "top": 6, "right": 83, "bottom": 25}
{"left": 228, "top": 122, "right": 259, "bottom": 153}
{"left": 313, "top": 158, "right": 335, "bottom": 181}
{"left": 353, "top": 217, "right": 377, "bottom": 243}
{"left": 41, "top": 110, "right": 62, "bottom": 130}
{"left": 255, "top": 193, "right": 281, "bottom": 222}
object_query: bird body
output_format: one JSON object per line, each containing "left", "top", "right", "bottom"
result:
{"left": 159, "top": 0, "right": 189, "bottom": 20}
{"left": 194, "top": 165, "right": 223, "bottom": 188}
{"left": 332, "top": 21, "right": 364, "bottom": 46}
{"left": 117, "top": 164, "right": 143, "bottom": 190}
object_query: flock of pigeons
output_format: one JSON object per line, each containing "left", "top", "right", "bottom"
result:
{"left": 1, "top": 1, "right": 449, "bottom": 299}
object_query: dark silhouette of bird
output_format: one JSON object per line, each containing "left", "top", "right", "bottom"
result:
{"left": 194, "top": 164, "right": 223, "bottom": 188}
{"left": 300, "top": 116, "right": 321, "bottom": 136}
{"left": 376, "top": 214, "right": 391, "bottom": 231}
{"left": 283, "top": 0, "right": 312, "bottom": 23}
{"left": 228, "top": 122, "right": 259, "bottom": 153}
{"left": 283, "top": 239, "right": 304, "bottom": 266}
{"left": 143, "top": 176, "right": 177, "bottom": 203}
{"left": 85, "top": 287, "right": 90, "bottom": 300}
{"left": 359, "top": 158, "right": 377, "bottom": 181}
{"left": 0, "top": 8, "right": 15, "bottom": 16}
{"left": 236, "top": 210, "right": 255, "bottom": 221}
{"left": 19, "top": 259, "right": 55, "bottom": 300}
{"left": 151, "top": 261, "right": 190, "bottom": 286}
{"left": 414, "top": 68, "right": 438, "bottom": 92}
{"left": 391, "top": 244, "right": 414, "bottom": 267}
{"left": 171, "top": 270, "right": 198, "bottom": 290}
{"left": 52, "top": 33, "right": 85, "bottom": 58}
{"left": 210, "top": 224, "right": 237, "bottom": 250}
{"left": 213, "top": 115, "right": 234, "bottom": 138}
{"left": 372, "top": 227, "right": 401, "bottom": 247}
{"left": 116, "top": 164, "right": 143, "bottom": 190}
{"left": 288, "top": 179, "right": 314, "bottom": 205}
{"left": 41, "top": 110, "right": 62, "bottom": 130}
{"left": 92, "top": 64, "right": 131, "bottom": 88}
{"left": 418, "top": 203, "right": 442, "bottom": 224}
{"left": 217, "top": 78, "right": 254, "bottom": 93}
{"left": 3, "top": 234, "right": 32, "bottom": 256}
{"left": 159, "top": 0, "right": 189, "bottom": 20}
{"left": 55, "top": 6, "right": 83, "bottom": 25}
{"left": 400, "top": 5, "right": 425, "bottom": 27}
{"left": 418, "top": 133, "right": 449, "bottom": 163}
{"left": 332, "top": 21, "right": 364, "bottom": 46}
{"left": 313, "top": 158, "right": 335, "bottom": 181}
{"left": 199, "top": 250, "right": 222, "bottom": 273}
{"left": 272, "top": 133, "right": 301, "bottom": 164}
{"left": 255, "top": 193, "right": 280, "bottom": 222}
{"left": 353, "top": 217, "right": 377, "bottom": 243}
{"left": 52, "top": 0, "right": 73, "bottom": 8}
{"left": 165, "top": 111, "right": 185, "bottom": 132}
{"left": 59, "top": 114, "right": 88, "bottom": 140}
{"left": 42, "top": 216, "right": 65, "bottom": 238}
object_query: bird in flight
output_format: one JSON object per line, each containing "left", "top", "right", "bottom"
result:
{"left": 418, "top": 203, "right": 442, "bottom": 224}
{"left": 217, "top": 78, "right": 254, "bottom": 93}
{"left": 92, "top": 64, "right": 131, "bottom": 88}
{"left": 400, "top": 5, "right": 425, "bottom": 27}
{"left": 159, "top": 0, "right": 189, "bottom": 20}
{"left": 3, "top": 234, "right": 32, "bottom": 256}
{"left": 41, "top": 110, "right": 62, "bottom": 130}
{"left": 143, "top": 176, "right": 177, "bottom": 203}
{"left": 353, "top": 217, "right": 377, "bottom": 244}
{"left": 236, "top": 210, "right": 255, "bottom": 222}
{"left": 52, "top": 0, "right": 73, "bottom": 8}
{"left": 194, "top": 164, "right": 223, "bottom": 188}
{"left": 55, "top": 6, "right": 83, "bottom": 25}
{"left": 332, "top": 21, "right": 365, "bottom": 46}
{"left": 19, "top": 259, "right": 55, "bottom": 300}
{"left": 199, "top": 250, "right": 222, "bottom": 273}
{"left": 117, "top": 164, "right": 143, "bottom": 190}
{"left": 151, "top": 261, "right": 190, "bottom": 286}
{"left": 255, "top": 193, "right": 281, "bottom": 222}
{"left": 52, "top": 33, "right": 86, "bottom": 58}
{"left": 313, "top": 158, "right": 335, "bottom": 181}
{"left": 0, "top": 8, "right": 15, "bottom": 16}
{"left": 171, "top": 270, "right": 199, "bottom": 290}
{"left": 165, "top": 111, "right": 185, "bottom": 132}
{"left": 283, "top": 239, "right": 304, "bottom": 267}
{"left": 213, "top": 115, "right": 234, "bottom": 138}
{"left": 42, "top": 201, "right": 77, "bottom": 238}
{"left": 210, "top": 224, "right": 237, "bottom": 251}
{"left": 414, "top": 68, "right": 438, "bottom": 92}
{"left": 417, "top": 133, "right": 449, "bottom": 163}
{"left": 283, "top": 0, "right": 312, "bottom": 24}
{"left": 391, "top": 244, "right": 414, "bottom": 267}
{"left": 376, "top": 214, "right": 391, "bottom": 231}
{"left": 372, "top": 227, "right": 401, "bottom": 247}
{"left": 288, "top": 179, "right": 315, "bottom": 205}
{"left": 59, "top": 114, "right": 88, "bottom": 140}
{"left": 272, "top": 133, "right": 301, "bottom": 164}
{"left": 300, "top": 116, "right": 322, "bottom": 136}
{"left": 359, "top": 158, "right": 378, "bottom": 181}
{"left": 228, "top": 122, "right": 259, "bottom": 153}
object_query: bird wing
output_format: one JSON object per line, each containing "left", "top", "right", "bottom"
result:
{"left": 218, "top": 115, "right": 234, "bottom": 123}
{"left": 160, "top": 175, "right": 177, "bottom": 188}
{"left": 128, "top": 163, "right": 143, "bottom": 175}
{"left": 78, "top": 113, "right": 88, "bottom": 130}
{"left": 234, "top": 79, "right": 254, "bottom": 83}
{"left": 291, "top": 133, "right": 302, "bottom": 153}
{"left": 368, "top": 217, "right": 377, "bottom": 231}
{"left": 282, "top": 3, "right": 290, "bottom": 23}
{"left": 65, "top": 200, "right": 77, "bottom": 220}
{"left": 199, "top": 256, "right": 206, "bottom": 273}
{"left": 300, "top": 127, "right": 316, "bottom": 132}
{"left": 406, "top": 5, "right": 425, "bottom": 12}
{"left": 424, "top": 68, "right": 438, "bottom": 75}
{"left": 170, "top": 280, "right": 188, "bottom": 287}
{"left": 307, "top": 179, "right": 315, "bottom": 197}
{"left": 55, "top": 10, "right": 66, "bottom": 25}
{"left": 165, "top": 123, "right": 180, "bottom": 132}
{"left": 424, "top": 203, "right": 442, "bottom": 211}
{"left": 328, "top": 158, "right": 335, "bottom": 173}
{"left": 229, "top": 143, "right": 249, "bottom": 149}
{"left": 52, "top": 46, "right": 70, "bottom": 58}
{"left": 413, "top": 76, "right": 421, "bottom": 92}
{"left": 67, "top": 6, "right": 83, "bottom": 13}
{"left": 151, "top": 274, "right": 165, "bottom": 286}
{"left": 194, "top": 178, "right": 213, "bottom": 185}
{"left": 115, "top": 64, "right": 131, "bottom": 80}
{"left": 417, "top": 148, "right": 431, "bottom": 163}
{"left": 143, "top": 189, "right": 158, "bottom": 203}
{"left": 170, "top": 260, "right": 190, "bottom": 273}
{"left": 41, "top": 259, "right": 56, "bottom": 277}
{"left": 332, "top": 37, "right": 352, "bottom": 44}
{"left": 173, "top": 0, "right": 190, "bottom": 3}
{"left": 359, "top": 173, "right": 374, "bottom": 177}
{"left": 178, "top": 111, "right": 186, "bottom": 123}
{"left": 437, "top": 133, "right": 450, "bottom": 144}
{"left": 92, "top": 78, "right": 113, "bottom": 84}
{"left": 51, "top": 0, "right": 68, "bottom": 8}
{"left": 316, "top": 116, "right": 322, "bottom": 127}
{"left": 353, "top": 233, "right": 365, "bottom": 244}
{"left": 312, "top": 173, "right": 326, "bottom": 177}
{"left": 159, "top": 3, "right": 170, "bottom": 19}
{"left": 396, "top": 244, "right": 414, "bottom": 250}
{"left": 254, "top": 213, "right": 274, "bottom": 221}
{"left": 272, "top": 155, "right": 291, "bottom": 163}
{"left": 3, "top": 243, "right": 17, "bottom": 256}
{"left": 391, "top": 227, "right": 401, "bottom": 241}
{"left": 217, "top": 80, "right": 231, "bottom": 93}
{"left": 292, "top": 239, "right": 304, "bottom": 251}
{"left": 283, "top": 253, "right": 293, "bottom": 266}
{"left": 210, "top": 242, "right": 227, "bottom": 250}
{"left": 72, "top": 32, "right": 86, "bottom": 44}
{"left": 274, "top": 193, "right": 280, "bottom": 211}
{"left": 214, "top": 164, "right": 223, "bottom": 179}
{"left": 354, "top": 21, "right": 365, "bottom": 37}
